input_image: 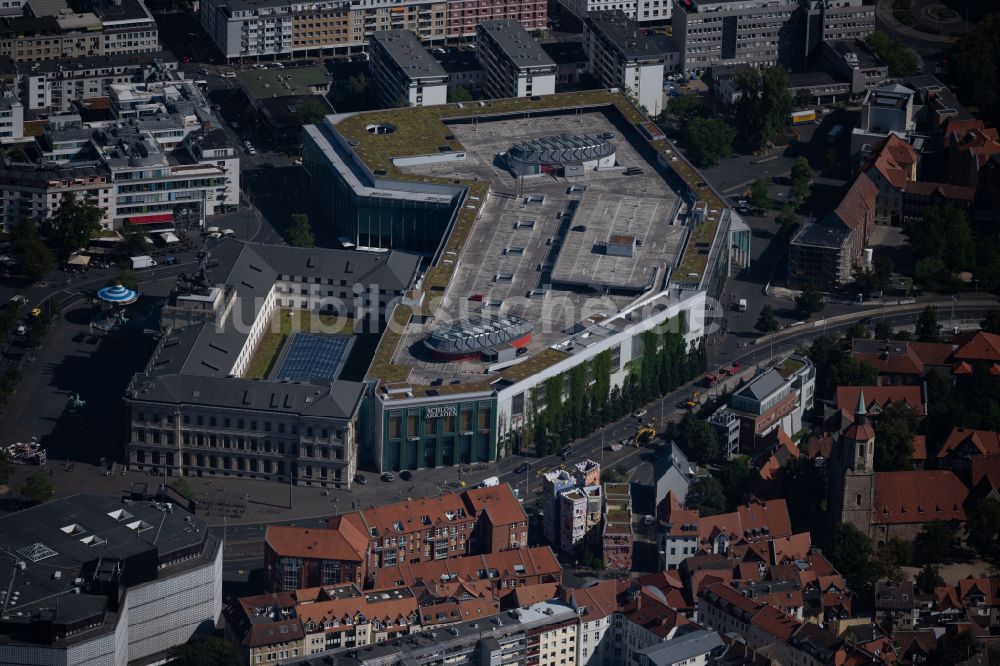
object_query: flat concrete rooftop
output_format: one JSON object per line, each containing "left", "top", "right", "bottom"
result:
{"left": 394, "top": 110, "right": 686, "bottom": 385}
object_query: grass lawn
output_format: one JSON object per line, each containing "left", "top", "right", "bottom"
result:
{"left": 243, "top": 309, "right": 358, "bottom": 380}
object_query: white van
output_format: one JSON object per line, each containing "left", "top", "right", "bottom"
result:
{"left": 479, "top": 476, "right": 500, "bottom": 488}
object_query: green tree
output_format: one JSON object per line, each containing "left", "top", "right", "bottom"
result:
{"left": 120, "top": 222, "right": 151, "bottom": 256}
{"left": 915, "top": 305, "right": 942, "bottom": 342}
{"left": 285, "top": 214, "right": 315, "bottom": 247}
{"left": 865, "top": 31, "right": 921, "bottom": 77}
{"left": 21, "top": 471, "right": 53, "bottom": 504}
{"left": 114, "top": 269, "right": 139, "bottom": 291}
{"left": 602, "top": 465, "right": 629, "bottom": 484}
{"left": 914, "top": 256, "right": 953, "bottom": 291}
{"left": 714, "top": 457, "right": 749, "bottom": 510}
{"left": 447, "top": 85, "right": 474, "bottom": 103}
{"left": 674, "top": 412, "right": 721, "bottom": 464}
{"left": 852, "top": 255, "right": 893, "bottom": 299}
{"left": 681, "top": 117, "right": 735, "bottom": 167}
{"left": 825, "top": 522, "right": 876, "bottom": 593}
{"left": 965, "top": 497, "right": 1000, "bottom": 560}
{"left": 776, "top": 204, "right": 798, "bottom": 239}
{"left": 171, "top": 636, "right": 242, "bottom": 666}
{"left": 914, "top": 563, "right": 944, "bottom": 593}
{"left": 874, "top": 320, "right": 894, "bottom": 340}
{"left": 733, "top": 65, "right": 792, "bottom": 153}
{"left": 824, "top": 147, "right": 838, "bottom": 172}
{"left": 927, "top": 630, "right": 983, "bottom": 666}
{"left": 172, "top": 477, "right": 197, "bottom": 503}
{"left": 905, "top": 206, "right": 976, "bottom": 275}
{"left": 754, "top": 304, "right": 779, "bottom": 334}
{"left": 807, "top": 334, "right": 879, "bottom": 399}
{"left": 41, "top": 194, "right": 103, "bottom": 257}
{"left": 873, "top": 403, "right": 919, "bottom": 471}
{"left": 980, "top": 309, "right": 1000, "bottom": 334}
{"left": 750, "top": 178, "right": 770, "bottom": 210}
{"left": 293, "top": 96, "right": 329, "bottom": 125}
{"left": 789, "top": 156, "right": 812, "bottom": 203}
{"left": 11, "top": 218, "right": 55, "bottom": 282}
{"left": 660, "top": 95, "right": 709, "bottom": 130}
{"left": 914, "top": 520, "right": 955, "bottom": 563}
{"left": 685, "top": 476, "right": 727, "bottom": 516}
{"left": 0, "top": 454, "right": 12, "bottom": 486}
{"left": 795, "top": 285, "right": 825, "bottom": 319}
{"left": 950, "top": 15, "right": 1000, "bottom": 125}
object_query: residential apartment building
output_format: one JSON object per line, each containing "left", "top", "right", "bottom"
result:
{"left": 542, "top": 469, "right": 578, "bottom": 545}
{"left": 369, "top": 29, "right": 447, "bottom": 107}
{"left": 199, "top": 0, "right": 448, "bottom": 60}
{"left": 602, "top": 482, "right": 633, "bottom": 572}
{"left": 672, "top": 0, "right": 874, "bottom": 75}
{"left": 126, "top": 239, "right": 420, "bottom": 487}
{"left": 265, "top": 485, "right": 529, "bottom": 590}
{"left": 0, "top": 86, "right": 21, "bottom": 140}
{"left": 560, "top": 0, "right": 671, "bottom": 24}
{"left": 0, "top": 0, "right": 159, "bottom": 63}
{"left": 0, "top": 494, "right": 222, "bottom": 666}
{"left": 477, "top": 19, "right": 555, "bottom": 99}
{"left": 21, "top": 51, "right": 178, "bottom": 114}
{"left": 446, "top": 0, "right": 546, "bottom": 40}
{"left": 583, "top": 10, "right": 664, "bottom": 116}
{"left": 558, "top": 485, "right": 602, "bottom": 555}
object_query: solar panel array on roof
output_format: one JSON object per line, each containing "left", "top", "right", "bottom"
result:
{"left": 273, "top": 333, "right": 353, "bottom": 383}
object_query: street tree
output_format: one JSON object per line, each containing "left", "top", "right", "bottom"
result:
{"left": 965, "top": 497, "right": 1000, "bottom": 560}
{"left": 795, "top": 285, "right": 825, "bottom": 319}
{"left": 11, "top": 218, "right": 55, "bottom": 282}
{"left": 776, "top": 205, "right": 798, "bottom": 239}
{"left": 448, "top": 86, "right": 474, "bottom": 103}
{"left": 285, "top": 214, "right": 315, "bottom": 247}
{"left": 685, "top": 476, "right": 727, "bottom": 516}
{"left": 750, "top": 178, "right": 770, "bottom": 210}
{"left": 675, "top": 412, "right": 721, "bottom": 464}
{"left": 714, "top": 457, "right": 749, "bottom": 510}
{"left": 874, "top": 320, "right": 894, "bottom": 340}
{"left": 790, "top": 156, "right": 812, "bottom": 202}
{"left": 293, "top": 97, "right": 329, "bottom": 125}
{"left": 865, "top": 32, "right": 921, "bottom": 77}
{"left": 915, "top": 563, "right": 944, "bottom": 593}
{"left": 114, "top": 269, "right": 139, "bottom": 291}
{"left": 825, "top": 522, "right": 876, "bottom": 593}
{"left": 660, "top": 95, "right": 709, "bottom": 130}
{"left": 754, "top": 304, "right": 779, "bottom": 334}
{"left": 950, "top": 15, "right": 1000, "bottom": 126}
{"left": 733, "top": 66, "right": 792, "bottom": 153}
{"left": 914, "top": 520, "right": 955, "bottom": 563}
{"left": 915, "top": 305, "right": 942, "bottom": 342}
{"left": 905, "top": 206, "right": 976, "bottom": 275}
{"left": 681, "top": 117, "right": 735, "bottom": 167}
{"left": 824, "top": 147, "right": 838, "bottom": 172}
{"left": 873, "top": 403, "right": 919, "bottom": 471}
{"left": 21, "top": 471, "right": 53, "bottom": 504}
{"left": 41, "top": 194, "right": 103, "bottom": 257}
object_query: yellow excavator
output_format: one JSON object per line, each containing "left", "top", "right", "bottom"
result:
{"left": 634, "top": 426, "right": 657, "bottom": 447}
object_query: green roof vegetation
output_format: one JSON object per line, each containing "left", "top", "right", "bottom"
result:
{"left": 776, "top": 356, "right": 805, "bottom": 379}
{"left": 238, "top": 65, "right": 330, "bottom": 101}
{"left": 243, "top": 309, "right": 358, "bottom": 380}
{"left": 334, "top": 90, "right": 725, "bottom": 391}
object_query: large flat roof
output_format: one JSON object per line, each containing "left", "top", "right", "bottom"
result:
{"left": 238, "top": 65, "right": 329, "bottom": 100}
{"left": 322, "top": 91, "right": 731, "bottom": 391}
{"left": 388, "top": 110, "right": 686, "bottom": 386}
{"left": 478, "top": 19, "right": 556, "bottom": 69}
{"left": 371, "top": 29, "right": 447, "bottom": 80}
{"left": 585, "top": 10, "right": 664, "bottom": 61}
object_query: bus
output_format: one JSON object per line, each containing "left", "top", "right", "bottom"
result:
{"left": 789, "top": 110, "right": 817, "bottom": 125}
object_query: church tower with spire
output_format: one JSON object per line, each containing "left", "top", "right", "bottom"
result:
{"left": 828, "top": 390, "right": 877, "bottom": 537}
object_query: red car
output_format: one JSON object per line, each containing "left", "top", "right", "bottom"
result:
{"left": 181, "top": 55, "right": 191, "bottom": 63}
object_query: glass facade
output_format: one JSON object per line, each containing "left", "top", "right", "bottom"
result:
{"left": 381, "top": 399, "right": 496, "bottom": 471}
{"left": 303, "top": 128, "right": 458, "bottom": 255}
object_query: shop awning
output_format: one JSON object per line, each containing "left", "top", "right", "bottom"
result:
{"left": 129, "top": 213, "right": 174, "bottom": 225}
{"left": 67, "top": 254, "right": 91, "bottom": 266}
{"left": 159, "top": 231, "right": 180, "bottom": 244}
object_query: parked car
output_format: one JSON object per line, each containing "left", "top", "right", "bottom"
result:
{"left": 400, "top": 470, "right": 412, "bottom": 481}
{"left": 381, "top": 472, "right": 396, "bottom": 482}
{"left": 513, "top": 462, "right": 531, "bottom": 474}
{"left": 163, "top": 255, "right": 177, "bottom": 265}
{"left": 354, "top": 473, "right": 368, "bottom": 485}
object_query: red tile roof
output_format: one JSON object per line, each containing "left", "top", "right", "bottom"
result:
{"left": 908, "top": 341, "right": 955, "bottom": 367}
{"left": 902, "top": 180, "right": 977, "bottom": 201}
{"left": 913, "top": 435, "right": 928, "bottom": 462}
{"left": 751, "top": 605, "right": 801, "bottom": 641}
{"left": 866, "top": 134, "right": 917, "bottom": 189}
{"left": 944, "top": 119, "right": 1000, "bottom": 166}
{"left": 769, "top": 532, "right": 812, "bottom": 564}
{"left": 699, "top": 499, "right": 793, "bottom": 544}
{"left": 266, "top": 525, "right": 365, "bottom": 562}
{"left": 833, "top": 172, "right": 878, "bottom": 232}
{"left": 971, "top": 455, "right": 1000, "bottom": 489}
{"left": 835, "top": 386, "right": 925, "bottom": 416}
{"left": 370, "top": 546, "right": 562, "bottom": 591}
{"left": 954, "top": 332, "right": 1000, "bottom": 363}
{"left": 503, "top": 583, "right": 558, "bottom": 609}
{"left": 873, "top": 471, "right": 968, "bottom": 524}
{"left": 938, "top": 428, "right": 1000, "bottom": 458}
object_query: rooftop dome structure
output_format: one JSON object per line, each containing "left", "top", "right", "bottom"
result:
{"left": 505, "top": 134, "right": 616, "bottom": 177}
{"left": 424, "top": 315, "right": 532, "bottom": 360}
